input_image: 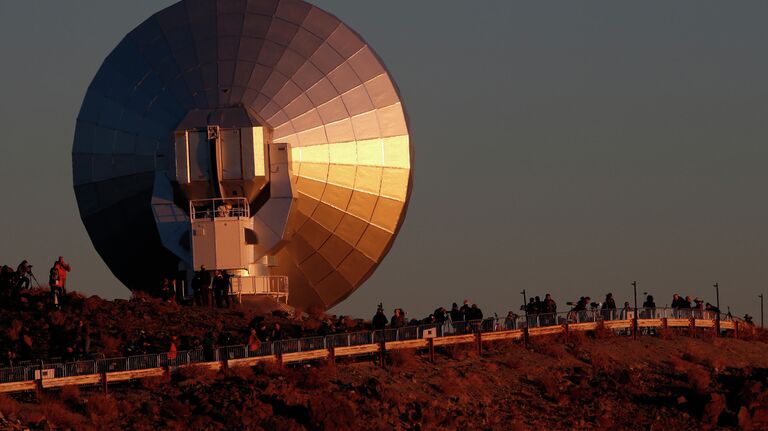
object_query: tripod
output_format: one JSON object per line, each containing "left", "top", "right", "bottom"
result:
{"left": 27, "top": 272, "right": 43, "bottom": 289}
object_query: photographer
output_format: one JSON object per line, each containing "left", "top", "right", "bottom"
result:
{"left": 15, "top": 260, "right": 32, "bottom": 291}
{"left": 372, "top": 304, "right": 388, "bottom": 330}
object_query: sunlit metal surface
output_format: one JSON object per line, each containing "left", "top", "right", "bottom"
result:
{"left": 72, "top": 0, "right": 413, "bottom": 310}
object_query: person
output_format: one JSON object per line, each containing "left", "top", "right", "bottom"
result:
{"left": 449, "top": 303, "right": 463, "bottom": 322}
{"left": 468, "top": 304, "right": 483, "bottom": 321}
{"left": 0, "top": 266, "right": 16, "bottom": 297}
{"left": 460, "top": 300, "right": 471, "bottom": 320}
{"left": 248, "top": 328, "right": 261, "bottom": 354}
{"left": 505, "top": 311, "right": 519, "bottom": 330}
{"left": 213, "top": 270, "right": 228, "bottom": 308}
{"left": 390, "top": 308, "right": 406, "bottom": 328}
{"left": 692, "top": 297, "right": 704, "bottom": 318}
{"left": 192, "top": 266, "right": 211, "bottom": 306}
{"left": 705, "top": 302, "right": 721, "bottom": 316}
{"left": 372, "top": 306, "right": 388, "bottom": 330}
{"left": 526, "top": 298, "right": 537, "bottom": 316}
{"left": 270, "top": 323, "right": 284, "bottom": 341}
{"left": 433, "top": 307, "right": 447, "bottom": 324}
{"left": 54, "top": 256, "right": 72, "bottom": 293}
{"left": 49, "top": 265, "right": 62, "bottom": 309}
{"left": 621, "top": 301, "right": 632, "bottom": 320}
{"left": 168, "top": 335, "right": 178, "bottom": 361}
{"left": 744, "top": 314, "right": 754, "bottom": 325}
{"left": 15, "top": 260, "right": 32, "bottom": 290}
{"left": 642, "top": 295, "right": 656, "bottom": 318}
{"left": 201, "top": 268, "right": 213, "bottom": 307}
{"left": 602, "top": 293, "right": 617, "bottom": 320}
{"left": 541, "top": 294, "right": 557, "bottom": 326}
{"left": 202, "top": 331, "right": 216, "bottom": 361}
{"left": 159, "top": 278, "right": 174, "bottom": 302}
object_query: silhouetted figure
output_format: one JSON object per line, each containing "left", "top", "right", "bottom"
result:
{"left": 372, "top": 307, "right": 388, "bottom": 330}
{"left": 390, "top": 308, "right": 406, "bottom": 328}
{"left": 16, "top": 260, "right": 32, "bottom": 291}
{"left": 213, "top": 270, "right": 230, "bottom": 308}
{"left": 433, "top": 307, "right": 447, "bottom": 324}
{"left": 642, "top": 295, "right": 656, "bottom": 318}
{"left": 49, "top": 266, "right": 62, "bottom": 309}
{"left": 192, "top": 266, "right": 211, "bottom": 306}
{"left": 460, "top": 300, "right": 471, "bottom": 320}
{"left": 449, "top": 303, "right": 463, "bottom": 322}
{"left": 602, "top": 293, "right": 617, "bottom": 320}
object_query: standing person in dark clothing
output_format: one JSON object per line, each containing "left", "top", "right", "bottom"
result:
{"left": 202, "top": 331, "right": 216, "bottom": 361}
{"left": 192, "top": 266, "right": 211, "bottom": 307}
{"left": 602, "top": 293, "right": 617, "bottom": 320}
{"left": 433, "top": 307, "right": 447, "bottom": 324}
{"left": 390, "top": 308, "right": 406, "bottom": 328}
{"left": 541, "top": 294, "right": 557, "bottom": 325}
{"left": 372, "top": 305, "right": 388, "bottom": 330}
{"left": 460, "top": 300, "right": 471, "bottom": 320}
{"left": 449, "top": 303, "right": 463, "bottom": 322}
{"left": 16, "top": 260, "right": 32, "bottom": 291}
{"left": 270, "top": 324, "right": 284, "bottom": 341}
{"left": 469, "top": 304, "right": 483, "bottom": 321}
{"left": 642, "top": 295, "right": 656, "bottom": 318}
{"left": 212, "top": 270, "right": 226, "bottom": 308}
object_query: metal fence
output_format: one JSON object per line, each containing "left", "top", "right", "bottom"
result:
{"left": 0, "top": 308, "right": 740, "bottom": 386}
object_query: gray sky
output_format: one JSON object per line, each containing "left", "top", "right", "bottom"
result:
{"left": 1, "top": 1, "right": 766, "bottom": 321}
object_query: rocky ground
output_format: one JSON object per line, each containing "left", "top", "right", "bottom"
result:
{"left": 0, "top": 321, "right": 766, "bottom": 430}
{"left": 0, "top": 289, "right": 357, "bottom": 360}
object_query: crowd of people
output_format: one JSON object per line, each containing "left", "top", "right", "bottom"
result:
{"left": 516, "top": 291, "right": 728, "bottom": 326}
{"left": 189, "top": 266, "right": 233, "bottom": 309}
{"left": 371, "top": 300, "right": 486, "bottom": 331}
{"left": 0, "top": 254, "right": 758, "bottom": 368}
{"left": 0, "top": 256, "right": 71, "bottom": 309}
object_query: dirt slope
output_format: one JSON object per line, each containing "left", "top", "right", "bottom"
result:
{"left": 1, "top": 331, "right": 767, "bottom": 430}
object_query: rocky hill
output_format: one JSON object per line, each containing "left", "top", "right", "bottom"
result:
{"left": 0, "top": 290, "right": 766, "bottom": 430}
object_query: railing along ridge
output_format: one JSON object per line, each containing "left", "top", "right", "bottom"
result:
{"left": 0, "top": 308, "right": 749, "bottom": 391}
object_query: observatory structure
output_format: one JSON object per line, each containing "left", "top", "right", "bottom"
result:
{"left": 72, "top": 0, "right": 412, "bottom": 310}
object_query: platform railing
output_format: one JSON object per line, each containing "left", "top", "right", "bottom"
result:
{"left": 0, "top": 308, "right": 747, "bottom": 386}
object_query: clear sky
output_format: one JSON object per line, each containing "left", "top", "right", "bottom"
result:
{"left": 1, "top": 1, "right": 766, "bottom": 322}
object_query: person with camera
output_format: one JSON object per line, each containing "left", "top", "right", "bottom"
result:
{"left": 53, "top": 256, "right": 72, "bottom": 294}
{"left": 372, "top": 304, "right": 388, "bottom": 330}
{"left": 15, "top": 260, "right": 33, "bottom": 291}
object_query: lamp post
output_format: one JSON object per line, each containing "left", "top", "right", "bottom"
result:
{"left": 520, "top": 289, "right": 527, "bottom": 317}
{"left": 632, "top": 281, "right": 637, "bottom": 311}
{"left": 714, "top": 282, "right": 720, "bottom": 310}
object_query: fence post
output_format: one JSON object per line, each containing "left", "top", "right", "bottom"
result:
{"left": 523, "top": 326, "right": 529, "bottom": 349}
{"left": 475, "top": 324, "right": 483, "bottom": 356}
{"left": 328, "top": 343, "right": 335, "bottom": 366}
{"left": 101, "top": 371, "right": 108, "bottom": 395}
{"left": 715, "top": 315, "right": 721, "bottom": 337}
{"left": 689, "top": 317, "right": 696, "bottom": 337}
{"left": 735, "top": 321, "right": 740, "bottom": 339}
{"left": 428, "top": 338, "right": 435, "bottom": 364}
{"left": 662, "top": 317, "right": 668, "bottom": 332}
{"left": 379, "top": 338, "right": 386, "bottom": 368}
{"left": 562, "top": 321, "right": 569, "bottom": 344}
{"left": 632, "top": 316, "right": 638, "bottom": 340}
{"left": 221, "top": 348, "right": 229, "bottom": 369}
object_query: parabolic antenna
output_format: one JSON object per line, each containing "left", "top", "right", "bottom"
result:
{"left": 72, "top": 0, "right": 412, "bottom": 310}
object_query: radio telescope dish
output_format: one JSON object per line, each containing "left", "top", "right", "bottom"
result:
{"left": 72, "top": 0, "right": 412, "bottom": 310}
